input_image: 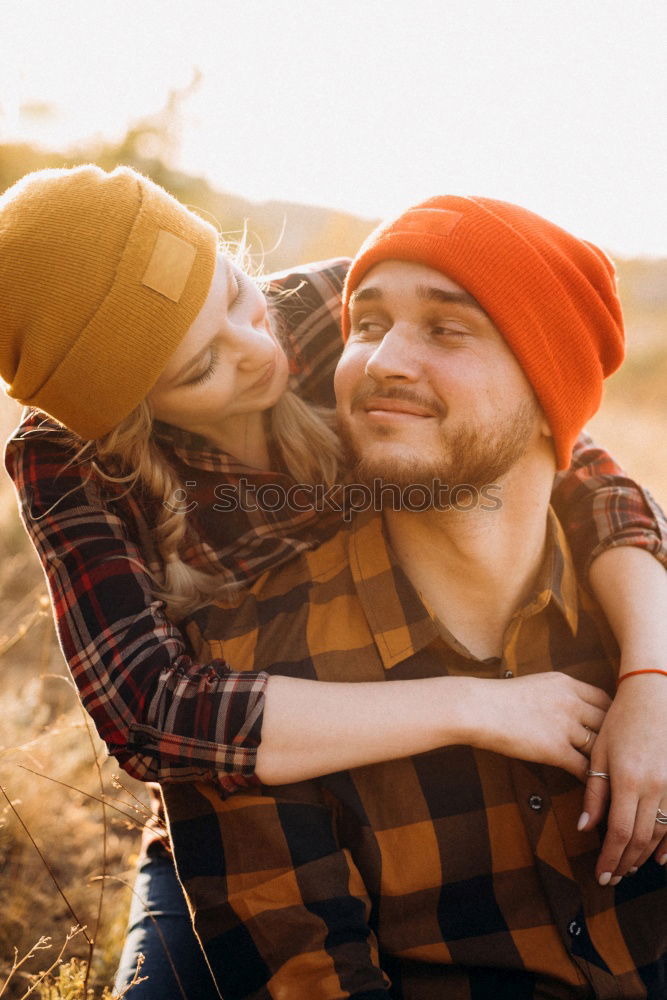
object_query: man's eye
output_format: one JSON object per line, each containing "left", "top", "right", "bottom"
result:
{"left": 432, "top": 324, "right": 469, "bottom": 339}
{"left": 352, "top": 320, "right": 386, "bottom": 338}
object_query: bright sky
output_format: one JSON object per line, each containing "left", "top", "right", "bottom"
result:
{"left": 1, "top": 0, "right": 666, "bottom": 256}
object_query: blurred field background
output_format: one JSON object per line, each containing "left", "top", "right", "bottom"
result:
{"left": 1, "top": 88, "right": 666, "bottom": 996}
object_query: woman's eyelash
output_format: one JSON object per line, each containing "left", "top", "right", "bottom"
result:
{"left": 189, "top": 346, "right": 219, "bottom": 386}
{"left": 232, "top": 273, "right": 248, "bottom": 305}
{"left": 185, "top": 272, "right": 249, "bottom": 387}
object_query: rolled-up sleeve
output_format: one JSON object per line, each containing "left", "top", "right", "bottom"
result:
{"left": 551, "top": 430, "right": 667, "bottom": 574}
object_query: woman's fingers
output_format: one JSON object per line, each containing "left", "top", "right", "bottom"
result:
{"left": 595, "top": 790, "right": 641, "bottom": 884}
{"left": 562, "top": 748, "right": 591, "bottom": 782}
{"left": 577, "top": 682, "right": 612, "bottom": 711}
{"left": 581, "top": 704, "right": 607, "bottom": 734}
{"left": 580, "top": 772, "right": 611, "bottom": 832}
{"left": 613, "top": 795, "right": 664, "bottom": 877}
{"left": 654, "top": 827, "right": 667, "bottom": 867}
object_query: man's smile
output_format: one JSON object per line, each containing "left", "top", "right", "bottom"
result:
{"left": 362, "top": 396, "right": 437, "bottom": 419}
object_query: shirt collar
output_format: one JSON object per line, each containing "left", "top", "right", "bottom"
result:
{"left": 523, "top": 507, "right": 580, "bottom": 636}
{"left": 348, "top": 506, "right": 579, "bottom": 672}
{"left": 348, "top": 509, "right": 439, "bottom": 670}
{"left": 152, "top": 420, "right": 287, "bottom": 477}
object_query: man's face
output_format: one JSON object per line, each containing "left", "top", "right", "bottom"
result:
{"left": 335, "top": 260, "right": 550, "bottom": 490}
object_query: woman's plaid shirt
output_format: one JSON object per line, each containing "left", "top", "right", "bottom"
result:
{"left": 4, "top": 259, "right": 667, "bottom": 789}
{"left": 167, "top": 510, "right": 667, "bottom": 1000}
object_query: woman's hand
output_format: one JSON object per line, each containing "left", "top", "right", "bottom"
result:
{"left": 468, "top": 672, "right": 610, "bottom": 778}
{"left": 578, "top": 674, "right": 667, "bottom": 885}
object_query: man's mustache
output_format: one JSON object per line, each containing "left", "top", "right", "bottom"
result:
{"left": 349, "top": 384, "right": 447, "bottom": 420}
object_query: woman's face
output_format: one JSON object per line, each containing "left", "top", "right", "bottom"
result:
{"left": 149, "top": 252, "right": 289, "bottom": 445}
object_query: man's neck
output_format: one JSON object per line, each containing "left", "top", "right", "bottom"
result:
{"left": 383, "top": 454, "right": 556, "bottom": 660}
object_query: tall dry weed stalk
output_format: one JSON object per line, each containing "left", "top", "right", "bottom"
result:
{"left": 0, "top": 578, "right": 150, "bottom": 998}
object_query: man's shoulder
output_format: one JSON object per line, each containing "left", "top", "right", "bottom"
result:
{"left": 264, "top": 258, "right": 350, "bottom": 297}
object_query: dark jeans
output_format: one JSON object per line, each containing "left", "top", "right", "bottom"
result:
{"left": 113, "top": 850, "right": 219, "bottom": 1000}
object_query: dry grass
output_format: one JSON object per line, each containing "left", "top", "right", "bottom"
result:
{"left": 0, "top": 397, "right": 150, "bottom": 998}
{"left": 0, "top": 288, "right": 665, "bottom": 996}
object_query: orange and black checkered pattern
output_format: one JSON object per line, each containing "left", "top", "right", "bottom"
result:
{"left": 165, "top": 511, "right": 667, "bottom": 999}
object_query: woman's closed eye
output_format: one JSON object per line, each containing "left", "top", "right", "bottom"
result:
{"left": 187, "top": 345, "right": 219, "bottom": 387}
{"left": 230, "top": 271, "right": 250, "bottom": 308}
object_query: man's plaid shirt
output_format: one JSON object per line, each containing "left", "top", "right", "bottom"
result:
{"left": 166, "top": 509, "right": 667, "bottom": 1000}
{"left": 4, "top": 260, "right": 667, "bottom": 788}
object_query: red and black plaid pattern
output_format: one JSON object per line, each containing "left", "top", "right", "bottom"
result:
{"left": 167, "top": 510, "right": 667, "bottom": 999}
{"left": 4, "top": 258, "right": 667, "bottom": 788}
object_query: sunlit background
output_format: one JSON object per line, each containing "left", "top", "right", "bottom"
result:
{"left": 2, "top": 0, "right": 667, "bottom": 255}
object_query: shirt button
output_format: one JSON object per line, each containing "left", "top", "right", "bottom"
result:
{"left": 568, "top": 920, "right": 582, "bottom": 937}
{"left": 529, "top": 794, "right": 543, "bottom": 811}
{"left": 503, "top": 669, "right": 514, "bottom": 678}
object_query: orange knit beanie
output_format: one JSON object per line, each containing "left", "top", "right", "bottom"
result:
{"left": 0, "top": 164, "right": 218, "bottom": 439}
{"left": 341, "top": 196, "right": 625, "bottom": 469}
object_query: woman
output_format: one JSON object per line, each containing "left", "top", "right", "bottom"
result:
{"left": 2, "top": 165, "right": 666, "bottom": 994}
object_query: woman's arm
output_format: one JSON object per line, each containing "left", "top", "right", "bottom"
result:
{"left": 5, "top": 412, "right": 267, "bottom": 791}
{"left": 257, "top": 671, "right": 609, "bottom": 785}
{"left": 582, "top": 547, "right": 667, "bottom": 881}
{"left": 6, "top": 411, "right": 608, "bottom": 791}
{"left": 552, "top": 435, "right": 667, "bottom": 881}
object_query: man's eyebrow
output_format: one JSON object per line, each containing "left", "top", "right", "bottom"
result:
{"left": 349, "top": 287, "right": 384, "bottom": 306}
{"left": 415, "top": 284, "right": 484, "bottom": 312}
{"left": 349, "top": 284, "right": 485, "bottom": 312}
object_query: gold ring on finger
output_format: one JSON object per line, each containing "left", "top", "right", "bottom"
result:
{"left": 580, "top": 726, "right": 594, "bottom": 751}
{"left": 586, "top": 769, "right": 610, "bottom": 780}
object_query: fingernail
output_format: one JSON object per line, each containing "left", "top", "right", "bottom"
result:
{"left": 659, "top": 854, "right": 667, "bottom": 866}
{"left": 628, "top": 867, "right": 639, "bottom": 875}
{"left": 609, "top": 875, "right": 622, "bottom": 887}
{"left": 598, "top": 871, "right": 612, "bottom": 886}
{"left": 577, "top": 811, "right": 589, "bottom": 832}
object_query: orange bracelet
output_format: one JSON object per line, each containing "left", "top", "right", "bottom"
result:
{"left": 617, "top": 668, "right": 667, "bottom": 687}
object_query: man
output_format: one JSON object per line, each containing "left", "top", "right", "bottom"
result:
{"left": 167, "top": 196, "right": 667, "bottom": 999}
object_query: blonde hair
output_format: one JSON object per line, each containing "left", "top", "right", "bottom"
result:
{"left": 87, "top": 388, "right": 341, "bottom": 620}
{"left": 56, "top": 235, "right": 343, "bottom": 618}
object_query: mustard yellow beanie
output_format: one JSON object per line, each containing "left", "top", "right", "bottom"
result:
{"left": 0, "top": 164, "right": 218, "bottom": 439}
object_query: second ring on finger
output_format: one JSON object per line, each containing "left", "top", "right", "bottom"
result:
{"left": 579, "top": 726, "right": 596, "bottom": 755}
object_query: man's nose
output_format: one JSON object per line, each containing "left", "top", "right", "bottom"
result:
{"left": 365, "top": 325, "right": 421, "bottom": 382}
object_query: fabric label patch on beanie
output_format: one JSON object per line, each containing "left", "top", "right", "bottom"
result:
{"left": 142, "top": 230, "right": 197, "bottom": 302}
{"left": 394, "top": 208, "right": 464, "bottom": 237}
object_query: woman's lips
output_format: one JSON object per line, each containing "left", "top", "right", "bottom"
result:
{"left": 249, "top": 359, "right": 276, "bottom": 390}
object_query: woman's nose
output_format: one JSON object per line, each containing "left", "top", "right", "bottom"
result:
{"left": 228, "top": 319, "right": 275, "bottom": 370}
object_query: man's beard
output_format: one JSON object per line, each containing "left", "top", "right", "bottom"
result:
{"left": 338, "top": 395, "right": 540, "bottom": 495}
